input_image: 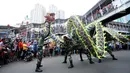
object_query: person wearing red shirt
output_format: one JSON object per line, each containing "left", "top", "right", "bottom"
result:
{"left": 18, "top": 39, "right": 23, "bottom": 60}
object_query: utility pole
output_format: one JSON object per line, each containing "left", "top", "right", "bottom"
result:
{"left": 7, "top": 24, "right": 10, "bottom": 38}
{"left": 26, "top": 24, "right": 28, "bottom": 42}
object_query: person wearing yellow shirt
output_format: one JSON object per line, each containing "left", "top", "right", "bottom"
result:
{"left": 22, "top": 42, "right": 28, "bottom": 59}
{"left": 23, "top": 43, "right": 28, "bottom": 51}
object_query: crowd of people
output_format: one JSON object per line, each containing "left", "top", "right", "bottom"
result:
{"left": 0, "top": 38, "right": 66, "bottom": 68}
{"left": 108, "top": 41, "right": 130, "bottom": 51}
{"left": 0, "top": 37, "right": 130, "bottom": 68}
{"left": 0, "top": 38, "right": 35, "bottom": 68}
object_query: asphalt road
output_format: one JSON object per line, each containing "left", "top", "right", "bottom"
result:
{"left": 0, "top": 50, "right": 130, "bottom": 73}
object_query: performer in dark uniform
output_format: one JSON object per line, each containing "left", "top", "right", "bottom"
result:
{"left": 35, "top": 13, "right": 55, "bottom": 72}
{"left": 62, "top": 35, "right": 94, "bottom": 68}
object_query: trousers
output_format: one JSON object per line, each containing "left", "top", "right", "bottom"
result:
{"left": 36, "top": 46, "right": 43, "bottom": 69}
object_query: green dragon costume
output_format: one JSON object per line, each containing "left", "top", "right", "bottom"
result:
{"left": 61, "top": 16, "right": 128, "bottom": 68}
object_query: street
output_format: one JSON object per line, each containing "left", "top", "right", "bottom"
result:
{"left": 0, "top": 50, "right": 130, "bottom": 73}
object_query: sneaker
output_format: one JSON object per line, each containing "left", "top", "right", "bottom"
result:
{"left": 98, "top": 59, "right": 102, "bottom": 63}
{"left": 90, "top": 61, "right": 94, "bottom": 64}
{"left": 62, "top": 61, "right": 67, "bottom": 63}
{"left": 68, "top": 65, "right": 74, "bottom": 68}
{"left": 40, "top": 65, "right": 43, "bottom": 67}
{"left": 113, "top": 58, "right": 118, "bottom": 60}
{"left": 35, "top": 69, "right": 43, "bottom": 72}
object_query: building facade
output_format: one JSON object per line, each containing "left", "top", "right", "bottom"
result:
{"left": 106, "top": 22, "right": 130, "bottom": 35}
{"left": 27, "top": 4, "right": 47, "bottom": 41}
{"left": 49, "top": 5, "right": 58, "bottom": 15}
{"left": 49, "top": 5, "right": 65, "bottom": 19}
{"left": 83, "top": 0, "right": 130, "bottom": 24}
{"left": 51, "top": 19, "right": 67, "bottom": 35}
{"left": 26, "top": 23, "right": 42, "bottom": 41}
{"left": 114, "top": 14, "right": 130, "bottom": 23}
{"left": 0, "top": 26, "right": 15, "bottom": 39}
{"left": 30, "top": 3, "right": 46, "bottom": 24}
{"left": 56, "top": 10, "right": 65, "bottom": 19}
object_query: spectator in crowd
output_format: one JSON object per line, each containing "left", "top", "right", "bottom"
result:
{"left": 27, "top": 40, "right": 32, "bottom": 50}
{"left": 111, "top": 42, "right": 114, "bottom": 51}
{"left": 96, "top": 10, "right": 101, "bottom": 18}
{"left": 18, "top": 39, "right": 23, "bottom": 60}
{"left": 54, "top": 46, "right": 58, "bottom": 56}
{"left": 0, "top": 39, "right": 3, "bottom": 68}
{"left": 102, "top": 6, "right": 107, "bottom": 15}
{"left": 27, "top": 40, "right": 31, "bottom": 47}
{"left": 122, "top": 42, "right": 127, "bottom": 50}
{"left": 57, "top": 44, "right": 61, "bottom": 55}
{"left": 13, "top": 39, "right": 18, "bottom": 60}
{"left": 0, "top": 39, "right": 3, "bottom": 47}
{"left": 33, "top": 40, "right": 38, "bottom": 57}
{"left": 49, "top": 42, "right": 55, "bottom": 56}
{"left": 2, "top": 44, "right": 9, "bottom": 64}
{"left": 119, "top": 43, "right": 122, "bottom": 50}
{"left": 109, "top": 41, "right": 114, "bottom": 51}
{"left": 116, "top": 41, "right": 120, "bottom": 50}
{"left": 127, "top": 40, "right": 130, "bottom": 50}
{"left": 107, "top": 3, "right": 114, "bottom": 12}
{"left": 22, "top": 41, "right": 28, "bottom": 59}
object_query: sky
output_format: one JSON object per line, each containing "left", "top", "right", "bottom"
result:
{"left": 0, "top": 0, "right": 100, "bottom": 26}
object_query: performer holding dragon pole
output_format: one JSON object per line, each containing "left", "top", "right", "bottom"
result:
{"left": 35, "top": 13, "right": 55, "bottom": 72}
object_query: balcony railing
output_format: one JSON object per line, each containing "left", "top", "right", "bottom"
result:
{"left": 85, "top": 0, "right": 130, "bottom": 24}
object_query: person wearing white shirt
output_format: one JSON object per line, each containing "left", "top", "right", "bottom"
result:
{"left": 116, "top": 41, "right": 120, "bottom": 50}
{"left": 127, "top": 40, "right": 130, "bottom": 50}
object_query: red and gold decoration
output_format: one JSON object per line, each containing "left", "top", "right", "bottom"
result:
{"left": 45, "top": 13, "right": 55, "bottom": 22}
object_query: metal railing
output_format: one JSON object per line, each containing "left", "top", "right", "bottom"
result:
{"left": 85, "top": 0, "right": 130, "bottom": 24}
